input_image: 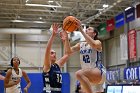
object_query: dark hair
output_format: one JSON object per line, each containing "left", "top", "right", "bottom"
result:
{"left": 10, "top": 57, "right": 20, "bottom": 67}
{"left": 93, "top": 28, "right": 98, "bottom": 40}
{"left": 86, "top": 26, "right": 99, "bottom": 40}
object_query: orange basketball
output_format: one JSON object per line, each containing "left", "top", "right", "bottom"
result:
{"left": 63, "top": 16, "right": 79, "bottom": 32}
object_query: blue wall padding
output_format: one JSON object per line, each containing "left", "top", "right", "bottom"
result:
{"left": 62, "top": 73, "right": 70, "bottom": 93}
{"left": 21, "top": 73, "right": 44, "bottom": 93}
{"left": 0, "top": 73, "right": 70, "bottom": 93}
{"left": 0, "top": 80, "right": 4, "bottom": 93}
{"left": 21, "top": 73, "right": 70, "bottom": 93}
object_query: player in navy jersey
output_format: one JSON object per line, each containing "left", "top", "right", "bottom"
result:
{"left": 65, "top": 20, "right": 106, "bottom": 93}
{"left": 42, "top": 23, "right": 71, "bottom": 93}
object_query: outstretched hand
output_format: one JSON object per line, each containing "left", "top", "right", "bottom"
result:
{"left": 59, "top": 30, "right": 68, "bottom": 42}
{"left": 75, "top": 19, "right": 81, "bottom": 29}
{"left": 52, "top": 23, "right": 60, "bottom": 36}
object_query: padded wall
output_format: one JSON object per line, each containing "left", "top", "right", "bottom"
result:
{"left": 21, "top": 73, "right": 43, "bottom": 93}
{"left": 21, "top": 73, "right": 70, "bottom": 93}
{"left": 0, "top": 80, "right": 4, "bottom": 93}
{"left": 0, "top": 73, "right": 70, "bottom": 93}
{"left": 62, "top": 73, "right": 70, "bottom": 93}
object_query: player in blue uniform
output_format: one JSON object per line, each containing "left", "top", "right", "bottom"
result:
{"left": 42, "top": 23, "right": 71, "bottom": 93}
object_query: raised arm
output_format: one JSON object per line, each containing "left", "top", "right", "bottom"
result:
{"left": 56, "top": 30, "right": 80, "bottom": 67}
{"left": 71, "top": 43, "right": 80, "bottom": 53}
{"left": 79, "top": 26, "right": 102, "bottom": 52}
{"left": 56, "top": 30, "right": 71, "bottom": 67}
{"left": 60, "top": 30, "right": 72, "bottom": 55}
{"left": 43, "top": 23, "right": 59, "bottom": 72}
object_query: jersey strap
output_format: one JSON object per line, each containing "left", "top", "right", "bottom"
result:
{"left": 95, "top": 51, "right": 104, "bottom": 75}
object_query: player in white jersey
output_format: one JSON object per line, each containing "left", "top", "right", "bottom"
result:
{"left": 65, "top": 21, "right": 106, "bottom": 93}
{"left": 4, "top": 57, "right": 31, "bottom": 93}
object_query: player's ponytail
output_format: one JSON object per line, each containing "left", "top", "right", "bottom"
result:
{"left": 93, "top": 28, "right": 98, "bottom": 40}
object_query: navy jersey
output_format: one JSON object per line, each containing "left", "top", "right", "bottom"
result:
{"left": 42, "top": 63, "right": 62, "bottom": 93}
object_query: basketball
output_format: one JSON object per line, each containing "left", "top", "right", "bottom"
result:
{"left": 63, "top": 16, "right": 79, "bottom": 32}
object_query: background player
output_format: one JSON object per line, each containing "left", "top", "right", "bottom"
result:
{"left": 4, "top": 57, "right": 31, "bottom": 93}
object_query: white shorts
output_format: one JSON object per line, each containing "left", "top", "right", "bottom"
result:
{"left": 92, "top": 68, "right": 106, "bottom": 92}
{"left": 5, "top": 85, "right": 22, "bottom": 93}
{"left": 6, "top": 89, "right": 22, "bottom": 93}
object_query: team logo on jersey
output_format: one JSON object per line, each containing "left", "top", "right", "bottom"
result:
{"left": 45, "top": 78, "right": 50, "bottom": 82}
{"left": 12, "top": 77, "right": 19, "bottom": 81}
{"left": 80, "top": 49, "right": 92, "bottom": 54}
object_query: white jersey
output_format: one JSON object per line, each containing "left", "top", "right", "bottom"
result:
{"left": 6, "top": 68, "right": 23, "bottom": 93}
{"left": 80, "top": 42, "right": 106, "bottom": 92}
{"left": 80, "top": 42, "right": 97, "bottom": 69}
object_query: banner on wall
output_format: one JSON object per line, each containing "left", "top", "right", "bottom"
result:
{"left": 136, "top": 4, "right": 140, "bottom": 18}
{"left": 120, "top": 33, "right": 128, "bottom": 60}
{"left": 128, "top": 30, "right": 137, "bottom": 62}
{"left": 97, "top": 23, "right": 107, "bottom": 36}
{"left": 106, "top": 69, "right": 120, "bottom": 81}
{"left": 125, "top": 7, "right": 135, "bottom": 23}
{"left": 106, "top": 18, "right": 115, "bottom": 32}
{"left": 136, "top": 31, "right": 140, "bottom": 59}
{"left": 115, "top": 12, "right": 125, "bottom": 28}
{"left": 124, "top": 66, "right": 140, "bottom": 80}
